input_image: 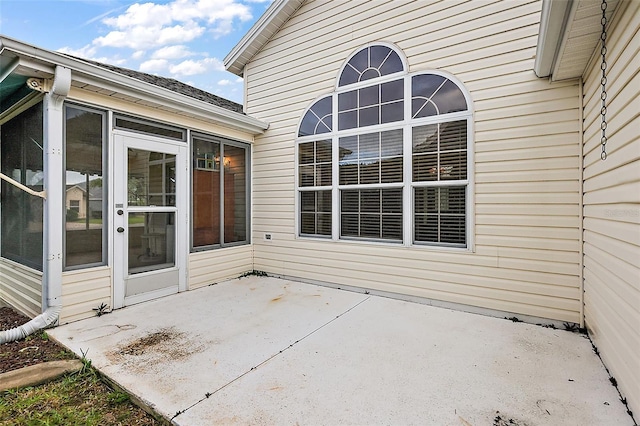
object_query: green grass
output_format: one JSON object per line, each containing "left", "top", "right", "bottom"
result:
{"left": 0, "top": 368, "right": 157, "bottom": 425}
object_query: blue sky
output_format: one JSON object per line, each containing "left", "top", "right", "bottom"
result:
{"left": 0, "top": 0, "right": 272, "bottom": 103}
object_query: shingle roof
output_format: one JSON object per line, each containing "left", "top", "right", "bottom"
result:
{"left": 68, "top": 55, "right": 244, "bottom": 114}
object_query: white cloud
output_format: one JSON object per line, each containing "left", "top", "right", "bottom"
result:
{"left": 139, "top": 59, "right": 169, "bottom": 73}
{"left": 103, "top": 2, "right": 173, "bottom": 29}
{"left": 132, "top": 50, "right": 146, "bottom": 60}
{"left": 218, "top": 79, "right": 232, "bottom": 86}
{"left": 94, "top": 23, "right": 205, "bottom": 50}
{"left": 152, "top": 45, "right": 193, "bottom": 60}
{"left": 94, "top": 0, "right": 252, "bottom": 50}
{"left": 235, "top": 77, "right": 243, "bottom": 83}
{"left": 169, "top": 57, "right": 224, "bottom": 76}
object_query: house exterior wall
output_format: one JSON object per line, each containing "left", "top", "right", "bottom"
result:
{"left": 0, "top": 258, "right": 41, "bottom": 318}
{"left": 245, "top": 0, "right": 584, "bottom": 322}
{"left": 61, "top": 266, "right": 111, "bottom": 323}
{"left": 51, "top": 88, "right": 256, "bottom": 322}
{"left": 582, "top": 0, "right": 640, "bottom": 414}
{"left": 188, "top": 245, "right": 253, "bottom": 289}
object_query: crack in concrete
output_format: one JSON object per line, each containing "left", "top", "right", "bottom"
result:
{"left": 170, "top": 296, "right": 371, "bottom": 423}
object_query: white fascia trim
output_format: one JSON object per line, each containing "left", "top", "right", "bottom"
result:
{"left": 0, "top": 36, "right": 269, "bottom": 134}
{"left": 224, "top": 0, "right": 302, "bottom": 76}
{"left": 534, "top": 0, "right": 573, "bottom": 78}
{"left": 72, "top": 73, "right": 268, "bottom": 134}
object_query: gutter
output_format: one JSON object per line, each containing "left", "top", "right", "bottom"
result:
{"left": 534, "top": 0, "right": 573, "bottom": 78}
{"left": 0, "top": 35, "right": 269, "bottom": 134}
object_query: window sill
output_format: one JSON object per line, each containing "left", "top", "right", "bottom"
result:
{"left": 295, "top": 234, "right": 475, "bottom": 253}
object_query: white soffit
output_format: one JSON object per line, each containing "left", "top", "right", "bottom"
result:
{"left": 536, "top": 0, "right": 620, "bottom": 81}
{"left": 224, "top": 0, "right": 304, "bottom": 76}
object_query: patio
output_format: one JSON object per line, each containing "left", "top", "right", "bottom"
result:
{"left": 48, "top": 276, "right": 633, "bottom": 425}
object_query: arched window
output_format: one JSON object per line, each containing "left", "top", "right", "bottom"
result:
{"left": 298, "top": 95, "right": 332, "bottom": 137}
{"left": 338, "top": 44, "right": 404, "bottom": 86}
{"left": 297, "top": 44, "right": 472, "bottom": 248}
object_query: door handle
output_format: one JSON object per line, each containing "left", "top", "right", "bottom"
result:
{"left": 117, "top": 227, "right": 125, "bottom": 233}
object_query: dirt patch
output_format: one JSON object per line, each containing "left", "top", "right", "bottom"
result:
{"left": 0, "top": 307, "right": 76, "bottom": 374}
{"left": 118, "top": 329, "right": 185, "bottom": 357}
{"left": 113, "top": 328, "right": 204, "bottom": 371}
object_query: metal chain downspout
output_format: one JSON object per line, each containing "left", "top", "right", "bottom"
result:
{"left": 600, "top": 0, "right": 609, "bottom": 160}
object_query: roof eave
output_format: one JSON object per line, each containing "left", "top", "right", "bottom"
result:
{"left": 534, "top": 0, "right": 573, "bottom": 78}
{"left": 1, "top": 35, "right": 269, "bottom": 135}
{"left": 224, "top": 0, "right": 303, "bottom": 76}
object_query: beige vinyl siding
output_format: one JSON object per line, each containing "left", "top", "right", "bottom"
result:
{"left": 582, "top": 0, "right": 640, "bottom": 415}
{"left": 188, "top": 245, "right": 253, "bottom": 289}
{"left": 245, "top": 0, "right": 582, "bottom": 322}
{"left": 61, "top": 267, "right": 111, "bottom": 324}
{"left": 0, "top": 258, "right": 42, "bottom": 318}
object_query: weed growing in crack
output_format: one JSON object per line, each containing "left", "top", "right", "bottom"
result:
{"left": 93, "top": 302, "right": 110, "bottom": 317}
{"left": 79, "top": 348, "right": 93, "bottom": 375}
{"left": 589, "top": 336, "right": 637, "bottom": 425}
{"left": 238, "top": 270, "right": 268, "bottom": 279}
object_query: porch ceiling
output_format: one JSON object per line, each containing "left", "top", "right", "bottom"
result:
{"left": 0, "top": 54, "right": 50, "bottom": 119}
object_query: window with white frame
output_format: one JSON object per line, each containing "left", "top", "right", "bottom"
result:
{"left": 297, "top": 43, "right": 472, "bottom": 247}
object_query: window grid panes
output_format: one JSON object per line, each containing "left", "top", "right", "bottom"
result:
{"left": 338, "top": 79, "right": 404, "bottom": 130}
{"left": 414, "top": 186, "right": 466, "bottom": 246}
{"left": 299, "top": 96, "right": 332, "bottom": 137}
{"left": 297, "top": 44, "right": 471, "bottom": 248}
{"left": 339, "top": 130, "right": 403, "bottom": 185}
{"left": 300, "top": 190, "right": 332, "bottom": 236}
{"left": 412, "top": 120, "right": 467, "bottom": 182}
{"left": 339, "top": 45, "right": 404, "bottom": 87}
{"left": 341, "top": 189, "right": 403, "bottom": 241}
{"left": 299, "top": 139, "right": 332, "bottom": 237}
{"left": 299, "top": 140, "right": 332, "bottom": 187}
{"left": 412, "top": 74, "right": 467, "bottom": 118}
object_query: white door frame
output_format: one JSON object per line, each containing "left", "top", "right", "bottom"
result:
{"left": 112, "top": 130, "right": 188, "bottom": 309}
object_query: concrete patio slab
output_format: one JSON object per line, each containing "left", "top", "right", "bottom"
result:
{"left": 48, "top": 276, "right": 633, "bottom": 425}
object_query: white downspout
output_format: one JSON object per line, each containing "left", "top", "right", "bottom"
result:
{"left": 1, "top": 66, "right": 71, "bottom": 344}
{"left": 43, "top": 65, "right": 71, "bottom": 313}
{"left": 579, "top": 78, "right": 585, "bottom": 329}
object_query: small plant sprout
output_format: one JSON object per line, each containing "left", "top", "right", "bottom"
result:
{"left": 93, "top": 302, "right": 110, "bottom": 317}
{"left": 79, "top": 348, "right": 92, "bottom": 374}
